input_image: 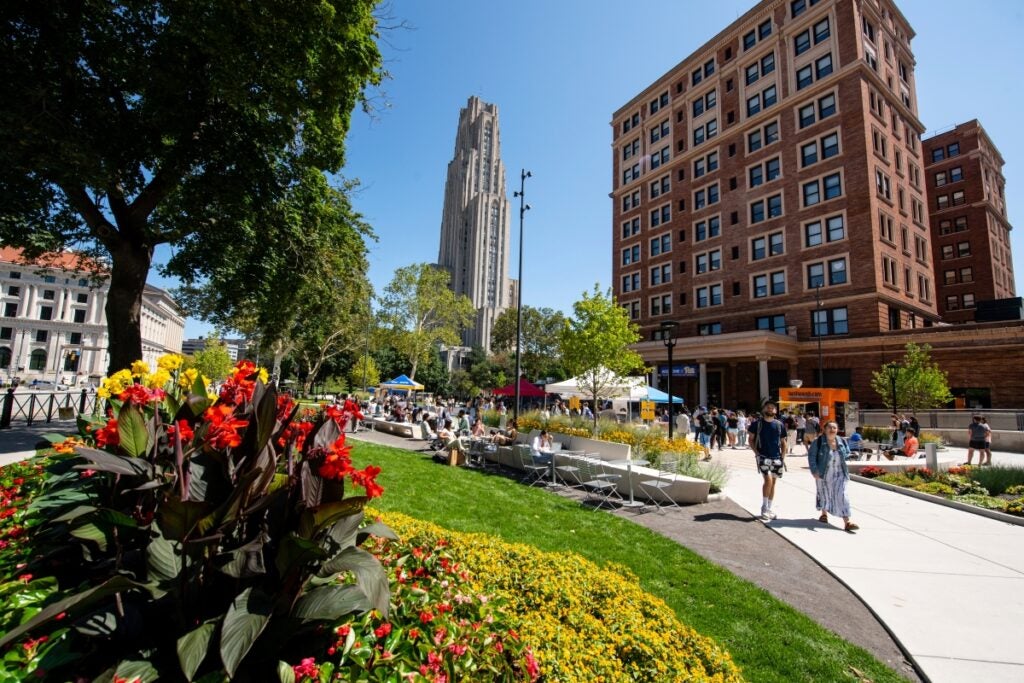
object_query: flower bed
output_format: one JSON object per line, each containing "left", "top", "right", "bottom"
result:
{"left": 855, "top": 465, "right": 1024, "bottom": 517}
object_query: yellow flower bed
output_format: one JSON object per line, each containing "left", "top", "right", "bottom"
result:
{"left": 372, "top": 510, "right": 744, "bottom": 683}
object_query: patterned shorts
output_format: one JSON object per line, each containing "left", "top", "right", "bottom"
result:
{"left": 756, "top": 455, "right": 785, "bottom": 478}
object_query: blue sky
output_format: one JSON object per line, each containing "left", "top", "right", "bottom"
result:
{"left": 160, "top": 0, "right": 1024, "bottom": 339}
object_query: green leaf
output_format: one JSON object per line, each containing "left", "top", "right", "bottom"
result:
{"left": 299, "top": 501, "right": 363, "bottom": 541}
{"left": 147, "top": 525, "right": 183, "bottom": 596}
{"left": 356, "top": 521, "right": 398, "bottom": 545}
{"left": 317, "top": 546, "right": 389, "bottom": 616}
{"left": 70, "top": 521, "right": 111, "bottom": 551}
{"left": 277, "top": 660, "right": 296, "bottom": 683}
{"left": 52, "top": 504, "right": 98, "bottom": 523}
{"left": 213, "top": 531, "right": 269, "bottom": 579}
{"left": 117, "top": 402, "right": 150, "bottom": 457}
{"left": 220, "top": 587, "right": 272, "bottom": 678}
{"left": 159, "top": 499, "right": 212, "bottom": 541}
{"left": 252, "top": 381, "right": 278, "bottom": 454}
{"left": 275, "top": 533, "right": 325, "bottom": 578}
{"left": 42, "top": 433, "right": 70, "bottom": 444}
{"left": 28, "top": 487, "right": 91, "bottom": 514}
{"left": 113, "top": 659, "right": 159, "bottom": 682}
{"left": 292, "top": 584, "right": 369, "bottom": 621}
{"left": 177, "top": 622, "right": 215, "bottom": 681}
{"left": 0, "top": 575, "right": 143, "bottom": 649}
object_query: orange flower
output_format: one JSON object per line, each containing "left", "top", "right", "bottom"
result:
{"left": 202, "top": 405, "right": 248, "bottom": 450}
{"left": 95, "top": 419, "right": 120, "bottom": 449}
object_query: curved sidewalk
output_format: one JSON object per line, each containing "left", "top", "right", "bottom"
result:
{"left": 717, "top": 444, "right": 1024, "bottom": 683}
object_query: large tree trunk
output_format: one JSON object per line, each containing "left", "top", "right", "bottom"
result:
{"left": 105, "top": 240, "right": 153, "bottom": 375}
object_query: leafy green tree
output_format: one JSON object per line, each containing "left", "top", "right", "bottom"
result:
{"left": 0, "top": 0, "right": 384, "bottom": 373}
{"left": 559, "top": 285, "right": 646, "bottom": 430}
{"left": 350, "top": 353, "right": 381, "bottom": 392}
{"left": 491, "top": 306, "right": 567, "bottom": 381}
{"left": 184, "top": 334, "right": 234, "bottom": 382}
{"left": 377, "top": 264, "right": 475, "bottom": 380}
{"left": 870, "top": 342, "right": 953, "bottom": 413}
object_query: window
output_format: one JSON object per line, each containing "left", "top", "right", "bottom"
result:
{"left": 650, "top": 146, "right": 670, "bottom": 170}
{"left": 3, "top": 303, "right": 16, "bottom": 317}
{"left": 0, "top": 327, "right": 11, "bottom": 340}
{"left": 813, "top": 18, "right": 830, "bottom": 43}
{"left": 695, "top": 249, "right": 722, "bottom": 274}
{"left": 621, "top": 218, "right": 640, "bottom": 238}
{"left": 790, "top": 0, "right": 821, "bottom": 19}
{"left": 949, "top": 166, "right": 963, "bottom": 183}
{"left": 9, "top": 272, "right": 20, "bottom": 280}
{"left": 650, "top": 91, "right": 669, "bottom": 115}
{"left": 796, "top": 53, "right": 832, "bottom": 91}
{"left": 811, "top": 307, "right": 848, "bottom": 336}
{"left": 828, "top": 257, "right": 847, "bottom": 284}
{"left": 650, "top": 204, "right": 671, "bottom": 227}
{"left": 73, "top": 309, "right": 87, "bottom": 323}
{"left": 878, "top": 211, "right": 894, "bottom": 242}
{"left": 650, "top": 294, "right": 672, "bottom": 316}
{"left": 753, "top": 270, "right": 786, "bottom": 298}
{"left": 959, "top": 267, "right": 974, "bottom": 283}
{"left": 76, "top": 292, "right": 88, "bottom": 304}
{"left": 951, "top": 190, "right": 965, "bottom": 206}
{"left": 694, "top": 151, "right": 719, "bottom": 178}
{"left": 6, "top": 286, "right": 19, "bottom": 297}
{"left": 751, "top": 231, "right": 784, "bottom": 260}
{"left": 931, "top": 147, "right": 945, "bottom": 163}
{"left": 746, "top": 120, "right": 779, "bottom": 154}
{"left": 622, "top": 112, "right": 640, "bottom": 134}
{"left": 918, "top": 274, "right": 931, "bottom": 302}
{"left": 804, "top": 214, "right": 844, "bottom": 247}
{"left": 621, "top": 244, "right": 641, "bottom": 265}
{"left": 962, "top": 293, "right": 976, "bottom": 308}
{"left": 757, "top": 314, "right": 787, "bottom": 333}
{"left": 622, "top": 138, "right": 639, "bottom": 160}
{"left": 875, "top": 169, "right": 892, "bottom": 199}
{"left": 935, "top": 170, "right": 947, "bottom": 187}
{"left": 795, "top": 31, "right": 811, "bottom": 56}
{"left": 622, "top": 190, "right": 640, "bottom": 211}
{"left": 693, "top": 119, "right": 718, "bottom": 146}
{"left": 947, "top": 142, "right": 960, "bottom": 157}
{"left": 802, "top": 172, "right": 842, "bottom": 207}
{"left": 957, "top": 241, "right": 971, "bottom": 257}
{"left": 883, "top": 256, "right": 898, "bottom": 286}
{"left": 650, "top": 233, "right": 672, "bottom": 256}
{"left": 39, "top": 306, "right": 53, "bottom": 321}
{"left": 650, "top": 264, "right": 672, "bottom": 286}
{"left": 36, "top": 329, "right": 48, "bottom": 343}
{"left": 698, "top": 323, "right": 722, "bottom": 336}
{"left": 694, "top": 183, "right": 720, "bottom": 210}
{"left": 42, "top": 289, "right": 55, "bottom": 300}
{"left": 746, "top": 84, "right": 778, "bottom": 116}
{"left": 650, "top": 120, "right": 670, "bottom": 143}
{"left": 650, "top": 175, "right": 670, "bottom": 199}
{"left": 29, "top": 349, "right": 46, "bottom": 371}
{"left": 696, "top": 284, "right": 723, "bottom": 308}
{"left": 946, "top": 295, "right": 960, "bottom": 311}
{"left": 622, "top": 163, "right": 640, "bottom": 184}
{"left": 694, "top": 216, "right": 721, "bottom": 242}
{"left": 621, "top": 272, "right": 640, "bottom": 293}
{"left": 745, "top": 52, "right": 776, "bottom": 85}
{"left": 43, "top": 275, "right": 56, "bottom": 283}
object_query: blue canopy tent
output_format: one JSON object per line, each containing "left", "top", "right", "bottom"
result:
{"left": 380, "top": 374, "right": 425, "bottom": 393}
{"left": 633, "top": 386, "right": 685, "bottom": 404}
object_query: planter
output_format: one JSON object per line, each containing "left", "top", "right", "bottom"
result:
{"left": 851, "top": 474, "right": 1024, "bottom": 527}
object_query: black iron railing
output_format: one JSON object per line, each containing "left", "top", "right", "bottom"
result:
{"left": 0, "top": 389, "right": 101, "bottom": 428}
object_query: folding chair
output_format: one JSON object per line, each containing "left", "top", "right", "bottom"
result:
{"left": 577, "top": 457, "right": 623, "bottom": 510}
{"left": 638, "top": 458, "right": 684, "bottom": 513}
{"left": 514, "top": 445, "right": 549, "bottom": 487}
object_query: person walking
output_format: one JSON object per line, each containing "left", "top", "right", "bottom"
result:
{"left": 808, "top": 421, "right": 859, "bottom": 532}
{"left": 748, "top": 403, "right": 786, "bottom": 521}
{"left": 965, "top": 415, "right": 990, "bottom": 466}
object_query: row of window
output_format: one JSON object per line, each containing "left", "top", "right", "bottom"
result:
{"left": 945, "top": 293, "right": 976, "bottom": 311}
{"left": 623, "top": 256, "right": 851, "bottom": 298}
{"left": 934, "top": 166, "right": 962, "bottom": 187}
{"left": 3, "top": 302, "right": 89, "bottom": 323}
{"left": 935, "top": 190, "right": 966, "bottom": 210}
{"left": 6, "top": 272, "right": 91, "bottom": 287}
{"left": 623, "top": 298, "right": 849, "bottom": 338}
{"left": 930, "top": 142, "right": 961, "bottom": 163}
{"left": 4, "top": 287, "right": 89, "bottom": 304}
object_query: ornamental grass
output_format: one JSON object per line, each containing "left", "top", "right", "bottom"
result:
{"left": 373, "top": 509, "right": 743, "bottom": 683}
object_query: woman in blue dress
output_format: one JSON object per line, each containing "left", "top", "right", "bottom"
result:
{"left": 808, "top": 421, "right": 860, "bottom": 532}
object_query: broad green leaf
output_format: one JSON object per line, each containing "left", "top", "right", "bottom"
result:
{"left": 177, "top": 622, "right": 215, "bottom": 681}
{"left": 277, "top": 660, "right": 296, "bottom": 683}
{"left": 74, "top": 610, "right": 118, "bottom": 637}
{"left": 356, "top": 521, "right": 398, "bottom": 545}
{"left": 252, "top": 382, "right": 278, "bottom": 454}
{"left": 292, "top": 584, "right": 369, "bottom": 621}
{"left": 147, "top": 526, "right": 183, "bottom": 595}
{"left": 159, "top": 499, "right": 212, "bottom": 541}
{"left": 275, "top": 533, "right": 325, "bottom": 578}
{"left": 219, "top": 587, "right": 272, "bottom": 678}
{"left": 117, "top": 402, "right": 149, "bottom": 457}
{"left": 28, "top": 487, "right": 91, "bottom": 513}
{"left": 70, "top": 521, "right": 111, "bottom": 551}
{"left": 317, "top": 546, "right": 389, "bottom": 616}
{"left": 42, "top": 433, "right": 69, "bottom": 444}
{"left": 0, "top": 576, "right": 143, "bottom": 648}
{"left": 52, "top": 505, "right": 97, "bottom": 524}
{"left": 299, "top": 501, "right": 363, "bottom": 541}
{"left": 113, "top": 659, "right": 158, "bottom": 682}
{"left": 213, "top": 531, "right": 268, "bottom": 579}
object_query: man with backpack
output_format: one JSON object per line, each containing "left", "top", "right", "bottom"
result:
{"left": 748, "top": 403, "right": 787, "bottom": 521}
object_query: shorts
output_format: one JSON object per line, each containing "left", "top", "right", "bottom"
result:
{"left": 969, "top": 439, "right": 987, "bottom": 449}
{"left": 756, "top": 455, "right": 785, "bottom": 478}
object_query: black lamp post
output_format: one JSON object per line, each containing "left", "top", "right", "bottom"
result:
{"left": 815, "top": 284, "right": 824, "bottom": 387}
{"left": 885, "top": 361, "right": 901, "bottom": 414}
{"left": 512, "top": 169, "right": 531, "bottom": 420}
{"left": 661, "top": 320, "right": 679, "bottom": 439}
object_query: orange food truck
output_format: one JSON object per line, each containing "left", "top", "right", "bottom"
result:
{"left": 777, "top": 387, "right": 851, "bottom": 432}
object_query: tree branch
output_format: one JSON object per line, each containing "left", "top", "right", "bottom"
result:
{"left": 62, "top": 185, "right": 119, "bottom": 244}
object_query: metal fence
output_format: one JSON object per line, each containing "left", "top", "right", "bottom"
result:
{"left": 0, "top": 389, "right": 101, "bottom": 428}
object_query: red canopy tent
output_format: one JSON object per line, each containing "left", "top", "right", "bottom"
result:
{"left": 491, "top": 378, "right": 546, "bottom": 397}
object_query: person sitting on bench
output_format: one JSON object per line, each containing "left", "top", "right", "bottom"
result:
{"left": 884, "top": 427, "right": 919, "bottom": 460}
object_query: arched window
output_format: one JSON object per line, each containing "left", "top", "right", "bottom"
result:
{"left": 0, "top": 347, "right": 10, "bottom": 369}
{"left": 29, "top": 349, "right": 46, "bottom": 371}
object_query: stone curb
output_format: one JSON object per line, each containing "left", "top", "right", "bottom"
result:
{"left": 851, "top": 474, "right": 1024, "bottom": 527}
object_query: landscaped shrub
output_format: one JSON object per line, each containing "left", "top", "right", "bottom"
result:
{"left": 952, "top": 494, "right": 1009, "bottom": 511}
{"left": 966, "top": 466, "right": 1024, "bottom": 497}
{"left": 1005, "top": 484, "right": 1024, "bottom": 497}
{"left": 372, "top": 509, "right": 744, "bottom": 683}
{"left": 912, "top": 481, "right": 955, "bottom": 497}
{"left": 0, "top": 458, "right": 50, "bottom": 578}
{"left": 857, "top": 466, "right": 888, "bottom": 479}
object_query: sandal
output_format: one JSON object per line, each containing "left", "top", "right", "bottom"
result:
{"left": 818, "top": 512, "right": 828, "bottom": 523}
{"left": 844, "top": 522, "right": 859, "bottom": 532}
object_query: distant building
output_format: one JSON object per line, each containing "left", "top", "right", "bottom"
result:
{"left": 0, "top": 246, "right": 184, "bottom": 384}
{"left": 437, "top": 96, "right": 514, "bottom": 353}
{"left": 922, "top": 120, "right": 1016, "bottom": 323}
{"left": 181, "top": 336, "right": 250, "bottom": 362}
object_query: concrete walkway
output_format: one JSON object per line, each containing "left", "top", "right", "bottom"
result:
{"left": 713, "top": 442, "right": 1024, "bottom": 683}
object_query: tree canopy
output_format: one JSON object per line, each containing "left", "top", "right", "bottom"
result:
{"left": 491, "top": 305, "right": 567, "bottom": 382}
{"left": 0, "top": 0, "right": 384, "bottom": 372}
{"left": 377, "top": 263, "right": 475, "bottom": 381}
{"left": 559, "top": 285, "right": 645, "bottom": 429}
{"left": 870, "top": 342, "right": 953, "bottom": 413}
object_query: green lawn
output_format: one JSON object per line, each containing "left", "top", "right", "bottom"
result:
{"left": 351, "top": 440, "right": 909, "bottom": 683}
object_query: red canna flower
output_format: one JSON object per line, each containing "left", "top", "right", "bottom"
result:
{"left": 119, "top": 384, "right": 166, "bottom": 406}
{"left": 167, "top": 419, "right": 194, "bottom": 444}
{"left": 202, "top": 405, "right": 248, "bottom": 450}
{"left": 94, "top": 419, "right": 120, "bottom": 449}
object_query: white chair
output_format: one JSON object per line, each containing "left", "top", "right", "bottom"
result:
{"left": 577, "top": 457, "right": 623, "bottom": 510}
{"left": 514, "top": 445, "right": 549, "bottom": 487}
{"left": 638, "top": 458, "right": 684, "bottom": 513}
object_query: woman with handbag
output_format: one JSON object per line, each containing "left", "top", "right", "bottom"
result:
{"left": 808, "top": 421, "right": 859, "bottom": 532}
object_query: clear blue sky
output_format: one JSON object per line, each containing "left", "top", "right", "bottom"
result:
{"left": 160, "top": 0, "right": 1024, "bottom": 339}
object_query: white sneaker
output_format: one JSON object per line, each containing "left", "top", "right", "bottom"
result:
{"left": 761, "top": 509, "right": 776, "bottom": 521}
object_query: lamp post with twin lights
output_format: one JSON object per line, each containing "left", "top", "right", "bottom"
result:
{"left": 660, "top": 320, "right": 679, "bottom": 440}
{"left": 512, "top": 169, "right": 531, "bottom": 420}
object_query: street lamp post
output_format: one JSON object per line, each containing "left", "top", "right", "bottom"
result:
{"left": 815, "top": 284, "right": 824, "bottom": 387}
{"left": 661, "top": 320, "right": 679, "bottom": 440}
{"left": 885, "top": 362, "right": 901, "bottom": 414}
{"left": 512, "top": 169, "right": 531, "bottom": 420}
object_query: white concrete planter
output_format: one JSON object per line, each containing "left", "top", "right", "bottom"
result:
{"left": 851, "top": 474, "right": 1024, "bottom": 527}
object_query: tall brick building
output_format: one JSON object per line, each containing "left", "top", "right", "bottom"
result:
{"left": 923, "top": 120, "right": 1016, "bottom": 323}
{"left": 610, "top": 0, "right": 1023, "bottom": 409}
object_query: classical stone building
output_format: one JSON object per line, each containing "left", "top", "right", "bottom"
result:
{"left": 610, "top": 0, "right": 1022, "bottom": 409}
{"left": 0, "top": 247, "right": 184, "bottom": 385}
{"left": 437, "top": 96, "right": 514, "bottom": 353}
{"left": 923, "top": 120, "right": 1016, "bottom": 323}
